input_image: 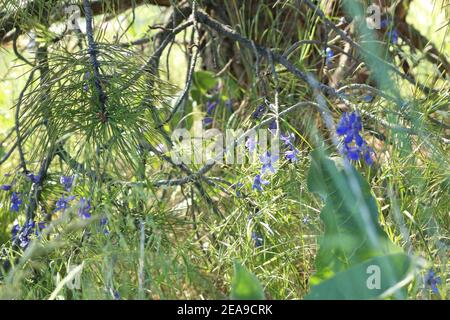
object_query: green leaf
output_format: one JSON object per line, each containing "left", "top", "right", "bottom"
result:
{"left": 230, "top": 262, "right": 265, "bottom": 300}
{"left": 306, "top": 253, "right": 416, "bottom": 300}
{"left": 306, "top": 149, "right": 417, "bottom": 298}
{"left": 193, "top": 71, "right": 217, "bottom": 94}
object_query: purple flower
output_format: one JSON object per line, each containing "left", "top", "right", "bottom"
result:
{"left": 336, "top": 112, "right": 374, "bottom": 165}
{"left": 285, "top": 149, "right": 299, "bottom": 162}
{"left": 387, "top": 29, "right": 399, "bottom": 44}
{"left": 11, "top": 220, "right": 46, "bottom": 248}
{"left": 363, "top": 146, "right": 374, "bottom": 165}
{"left": 364, "top": 95, "right": 374, "bottom": 102}
{"left": 252, "top": 174, "right": 269, "bottom": 192}
{"left": 345, "top": 146, "right": 360, "bottom": 161}
{"left": 60, "top": 175, "right": 74, "bottom": 192}
{"left": 252, "top": 104, "right": 266, "bottom": 119}
{"left": 10, "top": 192, "right": 22, "bottom": 212}
{"left": 424, "top": 269, "right": 441, "bottom": 294}
{"left": 77, "top": 198, "right": 91, "bottom": 219}
{"left": 206, "top": 100, "right": 218, "bottom": 115}
{"left": 280, "top": 132, "right": 295, "bottom": 148}
{"left": 26, "top": 173, "right": 41, "bottom": 184}
{"left": 260, "top": 152, "right": 279, "bottom": 174}
{"left": 325, "top": 47, "right": 334, "bottom": 66}
{"left": 269, "top": 120, "right": 277, "bottom": 130}
{"left": 17, "top": 220, "right": 36, "bottom": 248}
{"left": 113, "top": 290, "right": 120, "bottom": 300}
{"left": 245, "top": 137, "right": 256, "bottom": 153}
{"left": 0, "top": 184, "right": 12, "bottom": 191}
{"left": 203, "top": 117, "right": 213, "bottom": 126}
{"left": 251, "top": 231, "right": 263, "bottom": 248}
{"left": 11, "top": 220, "right": 20, "bottom": 238}
{"left": 100, "top": 217, "right": 109, "bottom": 234}
{"left": 55, "top": 195, "right": 75, "bottom": 212}
{"left": 232, "top": 182, "right": 244, "bottom": 197}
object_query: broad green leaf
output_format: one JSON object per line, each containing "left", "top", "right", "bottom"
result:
{"left": 306, "top": 253, "right": 416, "bottom": 300}
{"left": 193, "top": 71, "right": 217, "bottom": 94}
{"left": 230, "top": 262, "right": 265, "bottom": 300}
{"left": 307, "top": 149, "right": 416, "bottom": 298}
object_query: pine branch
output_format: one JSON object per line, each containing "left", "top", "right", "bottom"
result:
{"left": 83, "top": 0, "right": 108, "bottom": 121}
{"left": 1, "top": 0, "right": 171, "bottom": 43}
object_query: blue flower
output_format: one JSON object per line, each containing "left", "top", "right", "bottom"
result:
{"left": 17, "top": 220, "right": 35, "bottom": 248}
{"left": 424, "top": 268, "right": 441, "bottom": 294}
{"left": 113, "top": 290, "right": 120, "bottom": 300}
{"left": 36, "top": 221, "right": 46, "bottom": 236}
{"left": 387, "top": 28, "right": 399, "bottom": 44}
{"left": 10, "top": 192, "right": 22, "bottom": 212}
{"left": 232, "top": 182, "right": 244, "bottom": 197}
{"left": 336, "top": 112, "right": 374, "bottom": 165}
{"left": 77, "top": 198, "right": 91, "bottom": 219}
{"left": 203, "top": 117, "right": 213, "bottom": 126}
{"left": 26, "top": 173, "right": 41, "bottom": 184}
{"left": 345, "top": 145, "right": 360, "bottom": 161}
{"left": 364, "top": 95, "right": 374, "bottom": 102}
{"left": 55, "top": 195, "right": 75, "bottom": 212}
{"left": 11, "top": 220, "right": 46, "bottom": 248}
{"left": 0, "top": 184, "right": 12, "bottom": 191}
{"left": 252, "top": 174, "right": 269, "bottom": 192}
{"left": 280, "top": 132, "right": 295, "bottom": 148}
{"left": 100, "top": 217, "right": 109, "bottom": 234}
{"left": 325, "top": 47, "right": 334, "bottom": 66}
{"left": 259, "top": 152, "right": 279, "bottom": 174}
{"left": 251, "top": 231, "right": 263, "bottom": 248}
{"left": 285, "top": 148, "right": 299, "bottom": 162}
{"left": 11, "top": 220, "right": 20, "bottom": 238}
{"left": 60, "top": 175, "right": 74, "bottom": 192}
{"left": 252, "top": 104, "right": 266, "bottom": 119}
{"left": 206, "top": 100, "right": 218, "bottom": 115}
{"left": 245, "top": 137, "right": 256, "bottom": 153}
{"left": 269, "top": 120, "right": 277, "bottom": 130}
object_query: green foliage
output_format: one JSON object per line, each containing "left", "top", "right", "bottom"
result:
{"left": 230, "top": 262, "right": 265, "bottom": 300}
{"left": 0, "top": 0, "right": 448, "bottom": 301}
{"left": 306, "top": 149, "right": 420, "bottom": 299}
{"left": 306, "top": 253, "right": 416, "bottom": 299}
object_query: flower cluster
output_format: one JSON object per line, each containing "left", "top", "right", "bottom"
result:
{"left": 77, "top": 197, "right": 91, "bottom": 219}
{"left": 60, "top": 175, "right": 74, "bottom": 192}
{"left": 10, "top": 192, "right": 22, "bottom": 212}
{"left": 12, "top": 220, "right": 46, "bottom": 249}
{"left": 424, "top": 268, "right": 441, "bottom": 294}
{"left": 381, "top": 19, "right": 399, "bottom": 44}
{"left": 0, "top": 184, "right": 12, "bottom": 191}
{"left": 248, "top": 131, "right": 299, "bottom": 192}
{"left": 280, "top": 132, "right": 299, "bottom": 162}
{"left": 26, "top": 173, "right": 41, "bottom": 184}
{"left": 336, "top": 112, "right": 374, "bottom": 165}
{"left": 260, "top": 152, "right": 279, "bottom": 174}
{"left": 252, "top": 174, "right": 269, "bottom": 192}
